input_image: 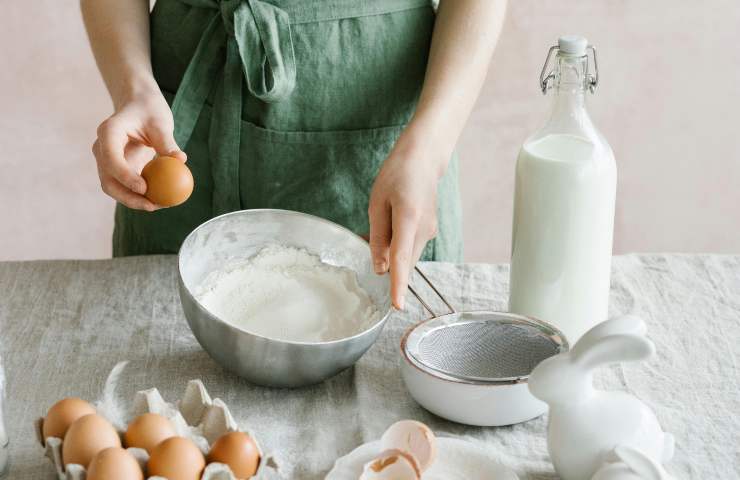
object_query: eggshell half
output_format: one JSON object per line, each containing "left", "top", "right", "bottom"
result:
{"left": 359, "top": 449, "right": 420, "bottom": 480}
{"left": 380, "top": 420, "right": 437, "bottom": 472}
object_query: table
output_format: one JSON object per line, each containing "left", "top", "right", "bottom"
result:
{"left": 1, "top": 254, "right": 738, "bottom": 479}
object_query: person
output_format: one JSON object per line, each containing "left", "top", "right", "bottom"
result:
{"left": 82, "top": 0, "right": 505, "bottom": 310}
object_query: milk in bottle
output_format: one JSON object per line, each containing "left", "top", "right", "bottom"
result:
{"left": 509, "top": 36, "right": 616, "bottom": 343}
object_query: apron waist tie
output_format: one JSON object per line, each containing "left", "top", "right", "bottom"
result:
{"left": 171, "top": 0, "right": 296, "bottom": 215}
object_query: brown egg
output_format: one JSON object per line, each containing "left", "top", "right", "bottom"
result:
{"left": 208, "top": 431, "right": 261, "bottom": 478}
{"left": 42, "top": 397, "right": 96, "bottom": 441}
{"left": 87, "top": 447, "right": 144, "bottom": 480}
{"left": 62, "top": 414, "right": 121, "bottom": 467}
{"left": 141, "top": 155, "right": 194, "bottom": 207}
{"left": 124, "top": 413, "right": 177, "bottom": 453}
{"left": 148, "top": 436, "right": 205, "bottom": 480}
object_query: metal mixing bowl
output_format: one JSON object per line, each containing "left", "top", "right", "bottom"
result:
{"left": 177, "top": 209, "right": 392, "bottom": 388}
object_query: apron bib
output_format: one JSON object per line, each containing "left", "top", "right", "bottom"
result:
{"left": 113, "top": 0, "right": 463, "bottom": 261}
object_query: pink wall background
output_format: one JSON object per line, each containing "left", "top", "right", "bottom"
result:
{"left": 2, "top": 0, "right": 739, "bottom": 262}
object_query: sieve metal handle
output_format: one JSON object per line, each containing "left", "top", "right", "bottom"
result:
{"left": 407, "top": 266, "right": 456, "bottom": 318}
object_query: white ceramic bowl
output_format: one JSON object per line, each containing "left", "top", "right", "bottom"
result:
{"left": 400, "top": 311, "right": 568, "bottom": 426}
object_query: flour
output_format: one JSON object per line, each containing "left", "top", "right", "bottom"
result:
{"left": 196, "top": 245, "right": 381, "bottom": 342}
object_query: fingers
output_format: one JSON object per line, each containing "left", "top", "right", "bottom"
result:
{"left": 368, "top": 199, "right": 392, "bottom": 274}
{"left": 388, "top": 204, "right": 438, "bottom": 310}
{"left": 96, "top": 120, "right": 147, "bottom": 195}
{"left": 146, "top": 122, "right": 187, "bottom": 162}
{"left": 389, "top": 206, "right": 419, "bottom": 310}
{"left": 100, "top": 175, "right": 158, "bottom": 212}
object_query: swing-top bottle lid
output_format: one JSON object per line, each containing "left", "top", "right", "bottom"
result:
{"left": 540, "top": 35, "right": 599, "bottom": 94}
{"left": 558, "top": 35, "right": 588, "bottom": 56}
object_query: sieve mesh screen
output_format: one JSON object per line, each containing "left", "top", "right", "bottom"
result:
{"left": 415, "top": 321, "right": 561, "bottom": 380}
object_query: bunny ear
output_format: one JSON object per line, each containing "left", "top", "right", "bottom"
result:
{"left": 574, "top": 333, "right": 655, "bottom": 368}
{"left": 613, "top": 446, "right": 668, "bottom": 480}
{"left": 572, "top": 316, "right": 647, "bottom": 358}
{"left": 573, "top": 315, "right": 646, "bottom": 352}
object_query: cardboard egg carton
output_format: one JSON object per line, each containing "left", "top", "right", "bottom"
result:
{"left": 35, "top": 376, "right": 281, "bottom": 480}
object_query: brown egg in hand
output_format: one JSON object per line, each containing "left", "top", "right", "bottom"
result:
{"left": 208, "top": 431, "right": 261, "bottom": 478}
{"left": 141, "top": 155, "right": 194, "bottom": 207}
{"left": 87, "top": 447, "right": 144, "bottom": 480}
{"left": 62, "top": 414, "right": 122, "bottom": 468}
{"left": 42, "top": 397, "right": 96, "bottom": 441}
{"left": 148, "top": 436, "right": 205, "bottom": 480}
{"left": 124, "top": 412, "right": 177, "bottom": 453}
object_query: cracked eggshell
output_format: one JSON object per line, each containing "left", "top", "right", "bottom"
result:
{"left": 359, "top": 449, "right": 420, "bottom": 480}
{"left": 380, "top": 420, "right": 436, "bottom": 472}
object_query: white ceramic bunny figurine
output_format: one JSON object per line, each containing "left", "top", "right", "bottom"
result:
{"left": 528, "top": 315, "right": 675, "bottom": 480}
{"left": 592, "top": 445, "right": 675, "bottom": 480}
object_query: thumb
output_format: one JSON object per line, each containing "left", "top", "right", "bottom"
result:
{"left": 147, "top": 123, "right": 187, "bottom": 162}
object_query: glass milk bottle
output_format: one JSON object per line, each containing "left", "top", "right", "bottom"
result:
{"left": 508, "top": 36, "right": 616, "bottom": 343}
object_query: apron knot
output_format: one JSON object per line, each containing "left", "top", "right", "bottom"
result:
{"left": 172, "top": 0, "right": 298, "bottom": 214}
{"left": 221, "top": 0, "right": 297, "bottom": 102}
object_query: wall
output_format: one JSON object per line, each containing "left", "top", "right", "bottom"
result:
{"left": 459, "top": 0, "right": 740, "bottom": 261}
{"left": 1, "top": 2, "right": 113, "bottom": 259}
{"left": 2, "top": 0, "right": 739, "bottom": 262}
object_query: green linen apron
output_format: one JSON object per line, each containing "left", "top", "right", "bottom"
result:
{"left": 113, "top": 0, "right": 463, "bottom": 261}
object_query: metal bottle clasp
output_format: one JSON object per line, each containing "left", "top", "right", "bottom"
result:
{"left": 539, "top": 45, "right": 599, "bottom": 94}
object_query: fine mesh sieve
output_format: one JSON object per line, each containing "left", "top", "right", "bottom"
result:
{"left": 404, "top": 267, "right": 567, "bottom": 384}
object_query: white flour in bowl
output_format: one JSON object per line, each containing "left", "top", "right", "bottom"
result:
{"left": 195, "top": 245, "right": 381, "bottom": 342}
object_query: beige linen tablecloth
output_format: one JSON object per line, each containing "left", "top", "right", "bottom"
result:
{"left": 0, "top": 254, "right": 738, "bottom": 479}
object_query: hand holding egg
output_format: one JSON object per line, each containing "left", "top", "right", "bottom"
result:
{"left": 92, "top": 91, "right": 187, "bottom": 211}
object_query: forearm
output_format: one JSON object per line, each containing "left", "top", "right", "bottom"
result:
{"left": 80, "top": 0, "right": 156, "bottom": 109}
{"left": 407, "top": 0, "right": 507, "bottom": 174}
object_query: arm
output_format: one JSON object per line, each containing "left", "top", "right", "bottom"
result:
{"left": 369, "top": 0, "right": 507, "bottom": 309}
{"left": 81, "top": 0, "right": 185, "bottom": 211}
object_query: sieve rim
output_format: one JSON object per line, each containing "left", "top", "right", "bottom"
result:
{"left": 400, "top": 310, "right": 569, "bottom": 386}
